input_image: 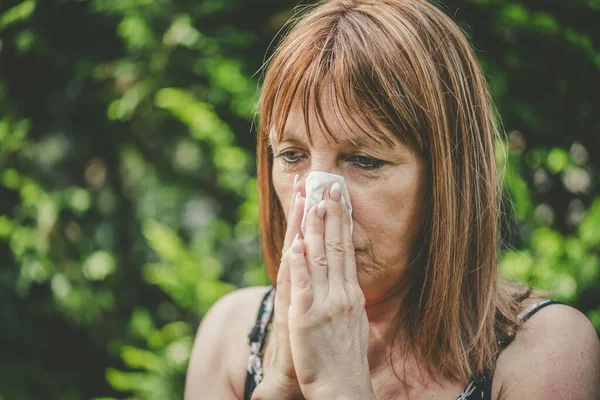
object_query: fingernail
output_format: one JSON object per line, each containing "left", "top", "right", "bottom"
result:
{"left": 293, "top": 173, "right": 299, "bottom": 188}
{"left": 341, "top": 195, "right": 347, "bottom": 212}
{"left": 317, "top": 200, "right": 326, "bottom": 219}
{"left": 330, "top": 182, "right": 341, "bottom": 202}
{"left": 292, "top": 233, "right": 302, "bottom": 253}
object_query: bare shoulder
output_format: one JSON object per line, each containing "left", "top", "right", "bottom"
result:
{"left": 494, "top": 300, "right": 600, "bottom": 400}
{"left": 185, "top": 285, "right": 273, "bottom": 400}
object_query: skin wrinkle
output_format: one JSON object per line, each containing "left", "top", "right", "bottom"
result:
{"left": 271, "top": 99, "right": 434, "bottom": 395}
{"left": 255, "top": 0, "right": 546, "bottom": 391}
{"left": 272, "top": 129, "right": 405, "bottom": 164}
{"left": 273, "top": 93, "right": 426, "bottom": 301}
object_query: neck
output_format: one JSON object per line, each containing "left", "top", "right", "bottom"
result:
{"left": 363, "top": 283, "right": 410, "bottom": 374}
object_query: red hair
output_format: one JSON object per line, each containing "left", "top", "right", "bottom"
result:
{"left": 256, "top": 0, "right": 531, "bottom": 383}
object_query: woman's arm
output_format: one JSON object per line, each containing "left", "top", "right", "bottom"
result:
{"left": 185, "top": 287, "right": 270, "bottom": 400}
{"left": 496, "top": 304, "right": 600, "bottom": 400}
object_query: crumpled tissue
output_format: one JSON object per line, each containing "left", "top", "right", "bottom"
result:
{"left": 301, "top": 171, "right": 353, "bottom": 235}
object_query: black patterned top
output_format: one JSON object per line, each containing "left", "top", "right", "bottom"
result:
{"left": 243, "top": 286, "right": 563, "bottom": 400}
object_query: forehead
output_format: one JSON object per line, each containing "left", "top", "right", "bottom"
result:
{"left": 269, "top": 91, "right": 398, "bottom": 151}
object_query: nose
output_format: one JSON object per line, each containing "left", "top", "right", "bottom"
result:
{"left": 296, "top": 162, "right": 354, "bottom": 201}
{"left": 296, "top": 166, "right": 341, "bottom": 197}
{"left": 301, "top": 150, "right": 342, "bottom": 180}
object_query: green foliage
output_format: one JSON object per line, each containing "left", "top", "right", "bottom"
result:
{"left": 0, "top": 0, "right": 598, "bottom": 399}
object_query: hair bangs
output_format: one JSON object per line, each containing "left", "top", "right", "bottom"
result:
{"left": 262, "top": 12, "right": 421, "bottom": 153}
{"left": 256, "top": 0, "right": 532, "bottom": 384}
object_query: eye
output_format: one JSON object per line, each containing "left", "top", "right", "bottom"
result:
{"left": 348, "top": 155, "right": 385, "bottom": 171}
{"left": 275, "top": 151, "right": 385, "bottom": 171}
{"left": 276, "top": 150, "right": 305, "bottom": 164}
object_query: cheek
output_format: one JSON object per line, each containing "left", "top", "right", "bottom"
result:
{"left": 272, "top": 169, "right": 295, "bottom": 217}
{"left": 353, "top": 198, "right": 411, "bottom": 237}
{"left": 272, "top": 173, "right": 285, "bottom": 211}
{"left": 351, "top": 184, "right": 426, "bottom": 248}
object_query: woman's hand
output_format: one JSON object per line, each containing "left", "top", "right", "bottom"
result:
{"left": 252, "top": 175, "right": 306, "bottom": 400}
{"left": 287, "top": 182, "right": 375, "bottom": 400}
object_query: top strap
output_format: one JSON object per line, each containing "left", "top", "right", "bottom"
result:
{"left": 244, "top": 286, "right": 276, "bottom": 400}
{"left": 516, "top": 299, "right": 565, "bottom": 323}
{"left": 498, "top": 299, "right": 566, "bottom": 350}
{"left": 247, "top": 286, "right": 276, "bottom": 346}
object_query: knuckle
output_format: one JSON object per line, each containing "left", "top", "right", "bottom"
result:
{"left": 284, "top": 247, "right": 295, "bottom": 259}
{"left": 350, "top": 286, "right": 366, "bottom": 308}
{"left": 327, "top": 204, "right": 342, "bottom": 218}
{"left": 276, "top": 267, "right": 289, "bottom": 287}
{"left": 267, "top": 369, "right": 298, "bottom": 391}
{"left": 308, "top": 216, "right": 324, "bottom": 233}
{"left": 276, "top": 279, "right": 287, "bottom": 291}
{"left": 289, "top": 252, "right": 304, "bottom": 267}
{"left": 326, "top": 301, "right": 346, "bottom": 317}
{"left": 355, "top": 292, "right": 366, "bottom": 309}
{"left": 311, "top": 224, "right": 324, "bottom": 235}
{"left": 294, "top": 277, "right": 312, "bottom": 291}
{"left": 273, "top": 307, "right": 288, "bottom": 329}
{"left": 278, "top": 251, "right": 288, "bottom": 266}
{"left": 329, "top": 287, "right": 366, "bottom": 314}
{"left": 298, "top": 291, "right": 313, "bottom": 308}
{"left": 327, "top": 292, "right": 351, "bottom": 314}
{"left": 325, "top": 240, "right": 345, "bottom": 257}
{"left": 343, "top": 242, "right": 355, "bottom": 254}
{"left": 276, "top": 275, "right": 289, "bottom": 288}
{"left": 309, "top": 254, "right": 328, "bottom": 268}
{"left": 339, "top": 293, "right": 352, "bottom": 312}
{"left": 291, "top": 292, "right": 314, "bottom": 316}
{"left": 327, "top": 201, "right": 343, "bottom": 218}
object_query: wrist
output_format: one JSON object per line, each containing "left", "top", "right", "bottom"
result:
{"left": 252, "top": 375, "right": 304, "bottom": 400}
{"left": 336, "top": 391, "right": 377, "bottom": 400}
{"left": 328, "top": 395, "right": 376, "bottom": 400}
{"left": 318, "top": 393, "right": 376, "bottom": 400}
{"left": 252, "top": 387, "right": 302, "bottom": 400}
{"left": 308, "top": 383, "right": 376, "bottom": 400}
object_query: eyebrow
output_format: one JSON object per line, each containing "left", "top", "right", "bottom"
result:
{"left": 270, "top": 129, "right": 392, "bottom": 150}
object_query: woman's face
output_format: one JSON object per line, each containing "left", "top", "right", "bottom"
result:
{"left": 271, "top": 98, "right": 429, "bottom": 302}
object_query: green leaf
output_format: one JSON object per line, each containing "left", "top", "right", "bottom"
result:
{"left": 546, "top": 147, "right": 569, "bottom": 174}
{"left": 0, "top": 0, "right": 36, "bottom": 30}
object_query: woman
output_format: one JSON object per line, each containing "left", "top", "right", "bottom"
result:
{"left": 185, "top": 0, "right": 600, "bottom": 399}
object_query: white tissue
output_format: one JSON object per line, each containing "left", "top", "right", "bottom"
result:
{"left": 301, "top": 171, "right": 353, "bottom": 234}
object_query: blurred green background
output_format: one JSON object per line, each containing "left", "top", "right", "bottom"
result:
{"left": 0, "top": 0, "right": 598, "bottom": 399}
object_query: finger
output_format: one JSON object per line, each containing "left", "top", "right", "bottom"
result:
{"left": 341, "top": 195, "right": 358, "bottom": 283}
{"left": 283, "top": 175, "right": 305, "bottom": 254}
{"left": 285, "top": 174, "right": 298, "bottom": 216}
{"left": 278, "top": 177, "right": 305, "bottom": 311}
{"left": 273, "top": 252, "right": 295, "bottom": 373}
{"left": 289, "top": 234, "right": 313, "bottom": 314}
{"left": 323, "top": 182, "right": 345, "bottom": 286}
{"left": 304, "top": 199, "right": 329, "bottom": 301}
{"left": 276, "top": 250, "right": 292, "bottom": 308}
{"left": 278, "top": 195, "right": 305, "bottom": 306}
{"left": 283, "top": 192, "right": 305, "bottom": 253}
